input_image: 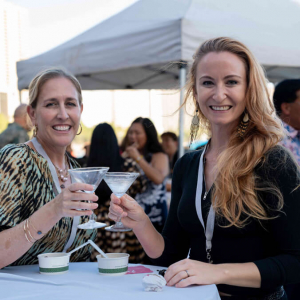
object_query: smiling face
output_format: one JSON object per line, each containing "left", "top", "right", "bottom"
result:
{"left": 127, "top": 122, "right": 147, "bottom": 150}
{"left": 195, "top": 51, "right": 247, "bottom": 133}
{"left": 28, "top": 77, "right": 83, "bottom": 149}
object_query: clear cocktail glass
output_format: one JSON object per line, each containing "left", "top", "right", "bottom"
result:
{"left": 69, "top": 167, "right": 109, "bottom": 230}
{"left": 104, "top": 172, "right": 139, "bottom": 232}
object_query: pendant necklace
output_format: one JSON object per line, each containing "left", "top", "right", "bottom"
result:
{"left": 52, "top": 155, "right": 69, "bottom": 189}
{"left": 203, "top": 158, "right": 214, "bottom": 201}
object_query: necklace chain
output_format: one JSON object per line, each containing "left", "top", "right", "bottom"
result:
{"left": 35, "top": 137, "right": 69, "bottom": 189}
{"left": 52, "top": 155, "right": 69, "bottom": 184}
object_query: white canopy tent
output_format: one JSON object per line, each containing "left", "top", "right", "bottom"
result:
{"left": 17, "top": 0, "right": 300, "bottom": 156}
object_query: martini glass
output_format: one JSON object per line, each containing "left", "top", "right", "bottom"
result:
{"left": 104, "top": 172, "right": 139, "bottom": 232}
{"left": 69, "top": 167, "right": 109, "bottom": 230}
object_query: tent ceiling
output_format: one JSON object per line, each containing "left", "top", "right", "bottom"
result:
{"left": 17, "top": 0, "right": 300, "bottom": 90}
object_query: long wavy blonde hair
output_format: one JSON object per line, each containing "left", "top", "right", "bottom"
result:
{"left": 184, "top": 37, "right": 285, "bottom": 227}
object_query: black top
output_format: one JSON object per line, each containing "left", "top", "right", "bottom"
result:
{"left": 151, "top": 145, "right": 300, "bottom": 297}
{"left": 168, "top": 150, "right": 179, "bottom": 179}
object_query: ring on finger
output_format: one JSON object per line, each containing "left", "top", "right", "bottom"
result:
{"left": 185, "top": 270, "right": 190, "bottom": 278}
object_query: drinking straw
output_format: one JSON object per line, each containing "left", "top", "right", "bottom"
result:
{"left": 88, "top": 240, "right": 108, "bottom": 258}
{"left": 68, "top": 241, "right": 90, "bottom": 256}
{"left": 67, "top": 240, "right": 108, "bottom": 258}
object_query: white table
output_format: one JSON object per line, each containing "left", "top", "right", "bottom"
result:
{"left": 0, "top": 263, "right": 220, "bottom": 300}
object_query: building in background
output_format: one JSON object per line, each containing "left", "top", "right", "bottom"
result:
{"left": 0, "top": 0, "right": 29, "bottom": 121}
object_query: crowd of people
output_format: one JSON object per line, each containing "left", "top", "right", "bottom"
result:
{"left": 0, "top": 37, "right": 299, "bottom": 300}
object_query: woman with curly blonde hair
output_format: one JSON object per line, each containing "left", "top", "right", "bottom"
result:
{"left": 108, "top": 37, "right": 300, "bottom": 299}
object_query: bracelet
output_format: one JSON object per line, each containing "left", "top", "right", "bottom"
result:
{"left": 23, "top": 220, "right": 34, "bottom": 244}
{"left": 135, "top": 155, "right": 143, "bottom": 162}
{"left": 26, "top": 219, "right": 37, "bottom": 242}
{"left": 29, "top": 217, "right": 43, "bottom": 236}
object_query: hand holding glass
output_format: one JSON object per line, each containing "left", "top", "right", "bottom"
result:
{"left": 104, "top": 172, "right": 139, "bottom": 232}
{"left": 69, "top": 167, "right": 109, "bottom": 229}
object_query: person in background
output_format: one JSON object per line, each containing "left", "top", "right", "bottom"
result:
{"left": 121, "top": 117, "right": 168, "bottom": 264}
{"left": 76, "top": 142, "right": 90, "bottom": 167}
{"left": 109, "top": 37, "right": 300, "bottom": 299}
{"left": 0, "top": 67, "right": 97, "bottom": 268}
{"left": 0, "top": 103, "right": 31, "bottom": 148}
{"left": 87, "top": 123, "right": 126, "bottom": 260}
{"left": 273, "top": 79, "right": 300, "bottom": 165}
{"left": 123, "top": 117, "right": 169, "bottom": 233}
{"left": 273, "top": 79, "right": 300, "bottom": 300}
{"left": 161, "top": 132, "right": 179, "bottom": 179}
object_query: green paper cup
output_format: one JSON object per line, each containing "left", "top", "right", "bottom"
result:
{"left": 38, "top": 253, "right": 70, "bottom": 275}
{"left": 97, "top": 253, "right": 130, "bottom": 276}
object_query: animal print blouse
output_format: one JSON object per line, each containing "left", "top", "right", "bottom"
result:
{"left": 0, "top": 144, "right": 96, "bottom": 266}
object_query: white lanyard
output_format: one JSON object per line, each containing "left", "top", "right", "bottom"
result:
{"left": 31, "top": 137, "right": 79, "bottom": 253}
{"left": 195, "top": 143, "right": 215, "bottom": 263}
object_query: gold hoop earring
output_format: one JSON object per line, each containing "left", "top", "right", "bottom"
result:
{"left": 189, "top": 110, "right": 199, "bottom": 147}
{"left": 76, "top": 123, "right": 82, "bottom": 135}
{"left": 33, "top": 125, "right": 38, "bottom": 137}
{"left": 237, "top": 112, "right": 249, "bottom": 138}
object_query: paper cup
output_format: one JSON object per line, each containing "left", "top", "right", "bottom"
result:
{"left": 97, "top": 253, "right": 130, "bottom": 276}
{"left": 38, "top": 253, "right": 70, "bottom": 275}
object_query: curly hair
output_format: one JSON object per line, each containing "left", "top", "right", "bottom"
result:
{"left": 184, "top": 37, "right": 285, "bottom": 227}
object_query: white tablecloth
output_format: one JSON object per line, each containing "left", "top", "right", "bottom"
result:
{"left": 0, "top": 262, "right": 220, "bottom": 300}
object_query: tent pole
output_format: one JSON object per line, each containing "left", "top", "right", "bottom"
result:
{"left": 178, "top": 64, "right": 186, "bottom": 158}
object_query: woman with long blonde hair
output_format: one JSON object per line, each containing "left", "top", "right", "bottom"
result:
{"left": 108, "top": 37, "right": 300, "bottom": 299}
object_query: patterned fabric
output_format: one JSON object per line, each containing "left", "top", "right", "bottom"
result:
{"left": 124, "top": 158, "right": 149, "bottom": 263}
{"left": 127, "top": 157, "right": 168, "bottom": 265}
{"left": 91, "top": 158, "right": 147, "bottom": 263}
{"left": 0, "top": 144, "right": 96, "bottom": 266}
{"left": 90, "top": 198, "right": 126, "bottom": 262}
{"left": 124, "top": 157, "right": 147, "bottom": 198}
{"left": 133, "top": 154, "right": 168, "bottom": 232}
{"left": 280, "top": 121, "right": 300, "bottom": 165}
{"left": 0, "top": 123, "right": 29, "bottom": 149}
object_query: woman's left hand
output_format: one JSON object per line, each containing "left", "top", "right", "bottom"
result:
{"left": 125, "top": 145, "right": 141, "bottom": 161}
{"left": 164, "top": 258, "right": 221, "bottom": 288}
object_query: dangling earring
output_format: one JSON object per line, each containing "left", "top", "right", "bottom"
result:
{"left": 237, "top": 112, "right": 249, "bottom": 138}
{"left": 76, "top": 123, "right": 82, "bottom": 135}
{"left": 33, "top": 125, "right": 38, "bottom": 137}
{"left": 189, "top": 110, "right": 199, "bottom": 147}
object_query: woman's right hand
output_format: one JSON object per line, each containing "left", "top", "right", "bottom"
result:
{"left": 108, "top": 193, "right": 147, "bottom": 230}
{"left": 52, "top": 183, "right": 98, "bottom": 219}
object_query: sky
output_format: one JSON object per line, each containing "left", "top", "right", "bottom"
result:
{"left": 6, "top": 0, "right": 138, "bottom": 57}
